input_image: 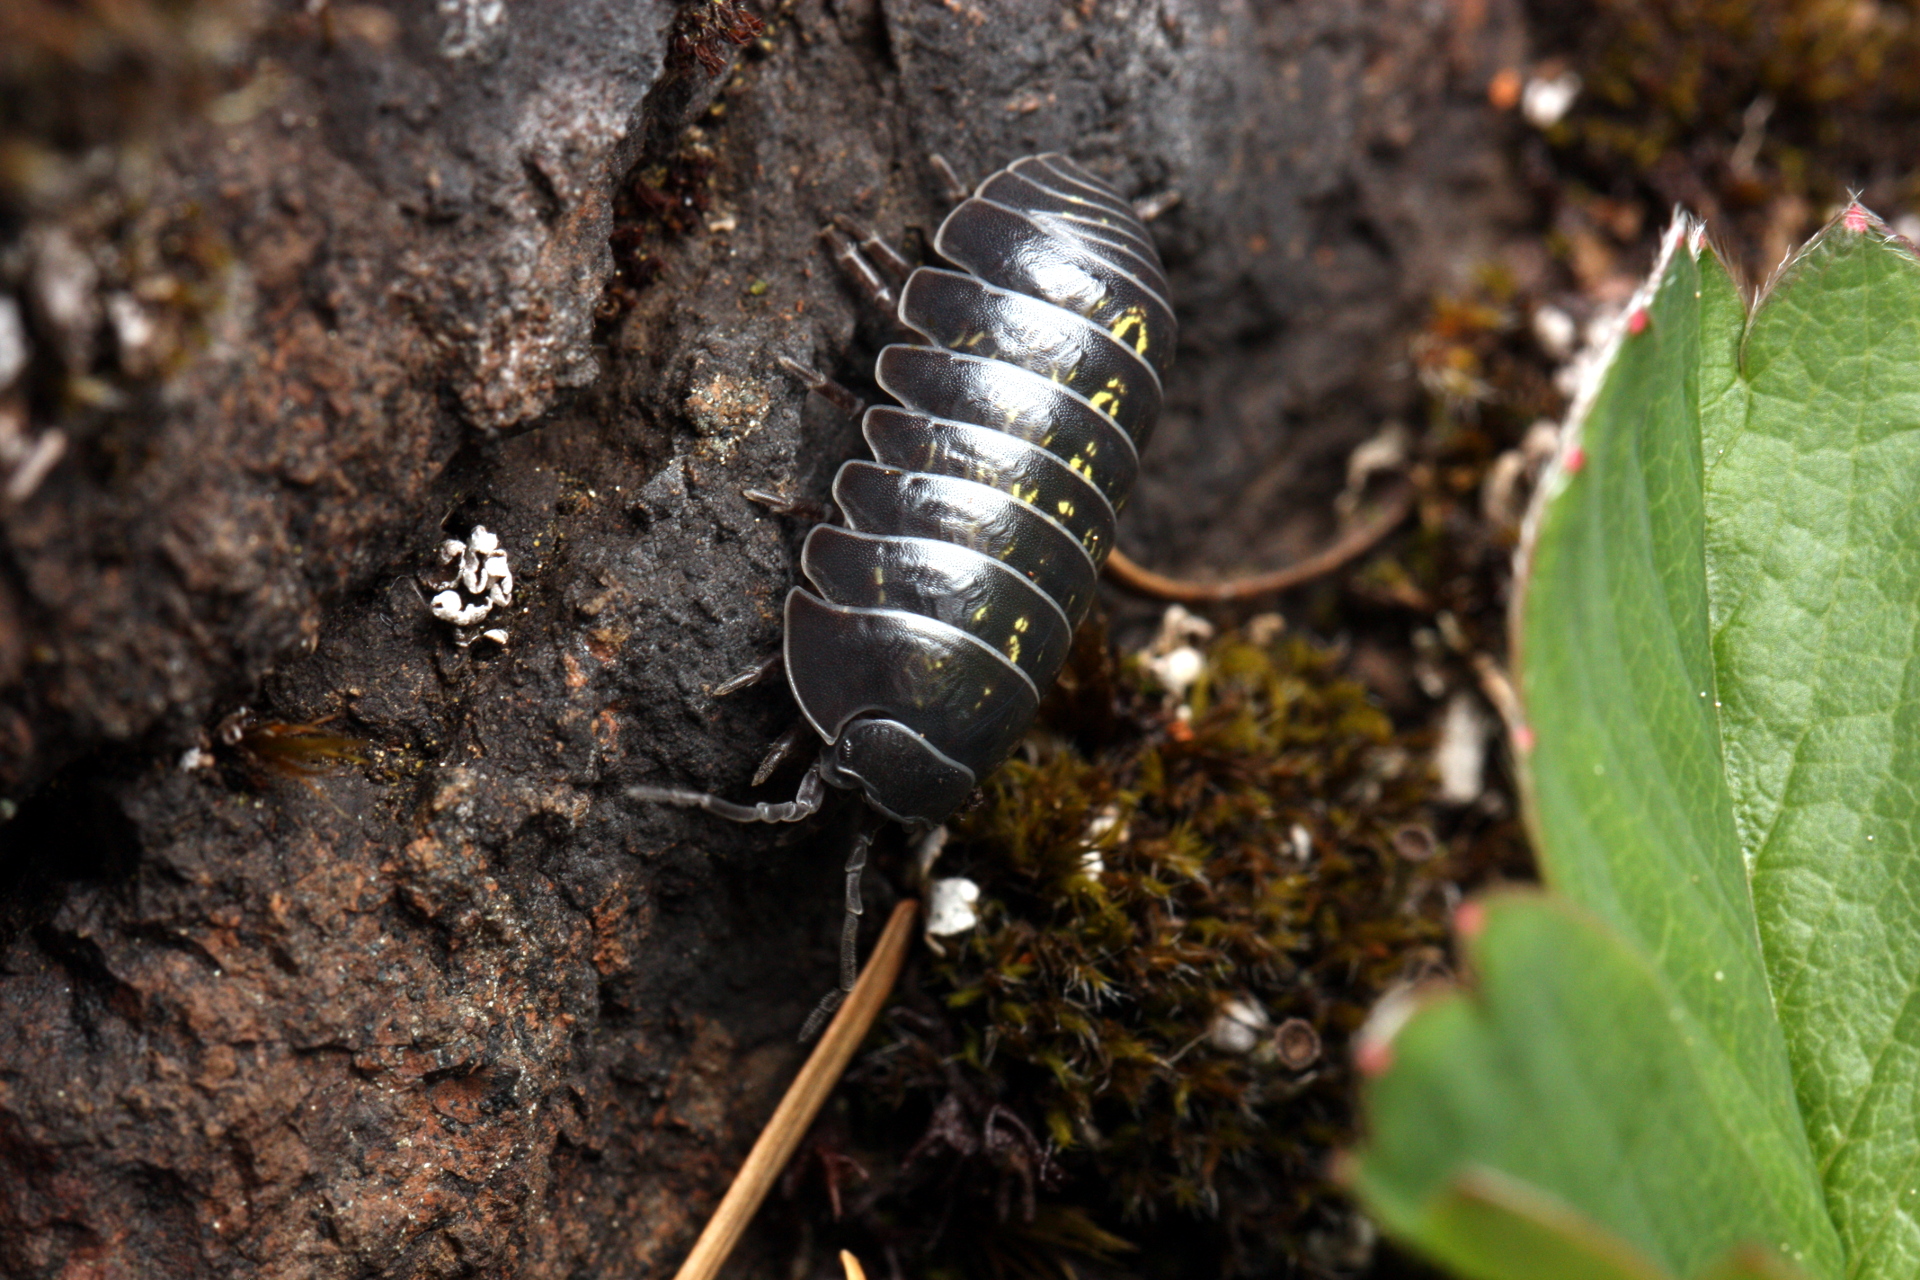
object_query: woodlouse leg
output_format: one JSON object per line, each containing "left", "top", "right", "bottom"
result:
{"left": 742, "top": 483, "right": 831, "bottom": 523}
{"left": 751, "top": 721, "right": 809, "bottom": 787}
{"left": 628, "top": 762, "right": 827, "bottom": 823}
{"left": 715, "top": 652, "right": 783, "bottom": 696}
{"left": 927, "top": 153, "right": 968, "bottom": 204}
{"left": 799, "top": 815, "right": 879, "bottom": 1043}
{"left": 831, "top": 215, "right": 912, "bottom": 282}
{"left": 1132, "top": 188, "right": 1182, "bottom": 223}
{"left": 820, "top": 227, "right": 896, "bottom": 311}
{"left": 774, "top": 355, "right": 864, "bottom": 421}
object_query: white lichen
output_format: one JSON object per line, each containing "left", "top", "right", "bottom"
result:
{"left": 430, "top": 525, "right": 515, "bottom": 642}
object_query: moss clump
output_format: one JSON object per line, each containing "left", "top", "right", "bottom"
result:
{"left": 829, "top": 626, "right": 1483, "bottom": 1278}
{"left": 1541, "top": 0, "right": 1920, "bottom": 272}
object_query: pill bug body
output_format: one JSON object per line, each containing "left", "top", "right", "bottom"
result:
{"left": 790, "top": 154, "right": 1175, "bottom": 825}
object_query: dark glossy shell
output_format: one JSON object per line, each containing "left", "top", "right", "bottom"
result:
{"left": 785, "top": 155, "right": 1175, "bottom": 825}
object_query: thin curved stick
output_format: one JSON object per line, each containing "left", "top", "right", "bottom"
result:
{"left": 672, "top": 898, "right": 920, "bottom": 1280}
{"left": 1104, "top": 481, "right": 1416, "bottom": 604}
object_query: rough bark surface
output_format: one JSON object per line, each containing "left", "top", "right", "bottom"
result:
{"left": 0, "top": 0, "right": 1530, "bottom": 1275}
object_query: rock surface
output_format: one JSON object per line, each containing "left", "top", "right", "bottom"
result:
{"left": 0, "top": 0, "right": 1530, "bottom": 1274}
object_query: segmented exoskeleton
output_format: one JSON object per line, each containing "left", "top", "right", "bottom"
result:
{"left": 633, "top": 154, "right": 1175, "bottom": 1031}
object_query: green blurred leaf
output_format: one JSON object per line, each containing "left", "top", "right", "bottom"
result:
{"left": 1352, "top": 892, "right": 1821, "bottom": 1280}
{"left": 1354, "top": 210, "right": 1920, "bottom": 1280}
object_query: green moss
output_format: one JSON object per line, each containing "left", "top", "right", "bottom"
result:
{"left": 838, "top": 625, "right": 1491, "bottom": 1276}
{"left": 1549, "top": 0, "right": 1920, "bottom": 269}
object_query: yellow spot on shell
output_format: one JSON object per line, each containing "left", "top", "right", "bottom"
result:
{"left": 1111, "top": 306, "right": 1150, "bottom": 356}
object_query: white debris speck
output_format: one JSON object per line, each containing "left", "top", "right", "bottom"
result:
{"left": 1141, "top": 604, "right": 1214, "bottom": 701}
{"left": 179, "top": 746, "right": 213, "bottom": 771}
{"left": 1522, "top": 71, "right": 1581, "bottom": 128}
{"left": 1521, "top": 420, "right": 1562, "bottom": 471}
{"left": 1079, "top": 803, "right": 1124, "bottom": 876}
{"left": 105, "top": 293, "right": 156, "bottom": 366}
{"left": 1151, "top": 602, "right": 1214, "bottom": 651}
{"left": 1207, "top": 996, "right": 1271, "bottom": 1055}
{"left": 479, "top": 628, "right": 510, "bottom": 646}
{"left": 925, "top": 877, "right": 981, "bottom": 941}
{"left": 1148, "top": 645, "right": 1207, "bottom": 701}
{"left": 1344, "top": 421, "right": 1410, "bottom": 494}
{"left": 2, "top": 428, "right": 64, "bottom": 503}
{"left": 1481, "top": 449, "right": 1529, "bottom": 528}
{"left": 28, "top": 227, "right": 98, "bottom": 370}
{"left": 1531, "top": 304, "right": 1577, "bottom": 359}
{"left": 437, "top": 0, "right": 506, "bottom": 58}
{"left": 1286, "top": 823, "right": 1313, "bottom": 861}
{"left": 1435, "top": 692, "right": 1496, "bottom": 804}
{"left": 913, "top": 825, "right": 951, "bottom": 879}
{"left": 0, "top": 296, "right": 27, "bottom": 388}
{"left": 1245, "top": 612, "right": 1286, "bottom": 646}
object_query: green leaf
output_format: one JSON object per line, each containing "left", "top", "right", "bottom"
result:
{"left": 1704, "top": 216, "right": 1920, "bottom": 1277}
{"left": 1351, "top": 892, "right": 1822, "bottom": 1280}
{"left": 1350, "top": 210, "right": 1920, "bottom": 1280}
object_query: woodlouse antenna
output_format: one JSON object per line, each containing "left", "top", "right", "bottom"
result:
{"left": 774, "top": 355, "right": 865, "bottom": 420}
{"left": 799, "top": 813, "right": 882, "bottom": 1043}
{"left": 714, "top": 652, "right": 783, "bottom": 696}
{"left": 628, "top": 765, "right": 827, "bottom": 824}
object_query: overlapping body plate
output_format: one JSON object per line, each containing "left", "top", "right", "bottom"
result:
{"left": 787, "top": 154, "right": 1174, "bottom": 810}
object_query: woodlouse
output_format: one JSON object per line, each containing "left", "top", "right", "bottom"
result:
{"left": 633, "top": 154, "right": 1174, "bottom": 1027}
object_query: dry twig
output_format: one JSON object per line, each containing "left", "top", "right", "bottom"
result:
{"left": 672, "top": 899, "right": 920, "bottom": 1280}
{"left": 1104, "top": 482, "right": 1416, "bottom": 604}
